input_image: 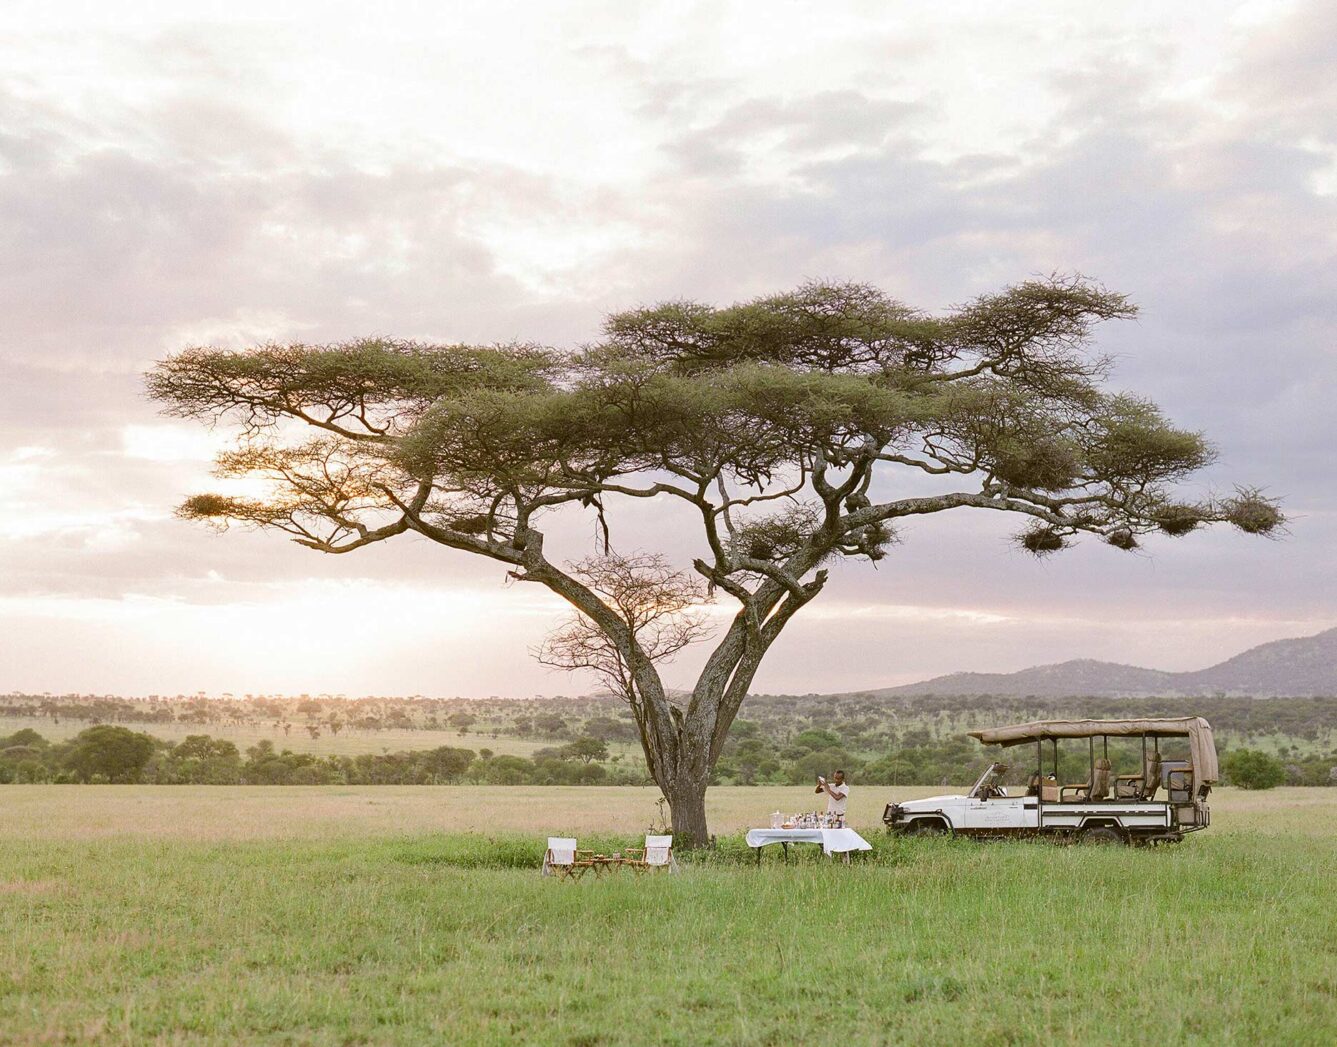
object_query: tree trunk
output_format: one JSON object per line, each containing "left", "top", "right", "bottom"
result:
{"left": 665, "top": 775, "right": 709, "bottom": 849}
{"left": 656, "top": 641, "right": 773, "bottom": 849}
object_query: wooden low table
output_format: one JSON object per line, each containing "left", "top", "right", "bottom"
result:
{"left": 585, "top": 853, "right": 627, "bottom": 877}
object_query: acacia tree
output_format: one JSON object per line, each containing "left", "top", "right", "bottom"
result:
{"left": 147, "top": 278, "right": 1281, "bottom": 845}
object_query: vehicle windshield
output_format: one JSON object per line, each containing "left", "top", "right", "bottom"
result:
{"left": 968, "top": 762, "right": 1005, "bottom": 799}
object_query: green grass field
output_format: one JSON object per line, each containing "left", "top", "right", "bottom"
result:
{"left": 1, "top": 786, "right": 1333, "bottom": 1045}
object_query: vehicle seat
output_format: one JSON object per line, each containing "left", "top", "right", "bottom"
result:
{"left": 1090, "top": 758, "right": 1112, "bottom": 800}
{"left": 1115, "top": 751, "right": 1164, "bottom": 800}
{"left": 1026, "top": 772, "right": 1041, "bottom": 797}
{"left": 1167, "top": 764, "right": 1192, "bottom": 803}
{"left": 1059, "top": 780, "right": 1089, "bottom": 802}
{"left": 1143, "top": 752, "right": 1162, "bottom": 801}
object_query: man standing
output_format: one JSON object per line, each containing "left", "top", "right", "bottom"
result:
{"left": 815, "top": 769, "right": 849, "bottom": 821}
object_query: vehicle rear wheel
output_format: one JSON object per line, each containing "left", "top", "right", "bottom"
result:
{"left": 905, "top": 819, "right": 951, "bottom": 837}
{"left": 1079, "top": 825, "right": 1126, "bottom": 846}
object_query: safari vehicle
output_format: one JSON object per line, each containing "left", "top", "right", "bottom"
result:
{"left": 882, "top": 717, "right": 1218, "bottom": 846}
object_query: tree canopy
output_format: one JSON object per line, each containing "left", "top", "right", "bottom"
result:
{"left": 62, "top": 725, "right": 157, "bottom": 784}
{"left": 147, "top": 277, "right": 1282, "bottom": 843}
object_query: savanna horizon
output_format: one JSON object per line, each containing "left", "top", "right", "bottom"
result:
{"left": 4, "top": 691, "right": 1334, "bottom": 790}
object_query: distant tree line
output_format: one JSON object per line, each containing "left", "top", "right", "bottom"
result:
{"left": 0, "top": 727, "right": 650, "bottom": 787}
{"left": 4, "top": 692, "right": 1334, "bottom": 750}
{"left": 1, "top": 722, "right": 1331, "bottom": 790}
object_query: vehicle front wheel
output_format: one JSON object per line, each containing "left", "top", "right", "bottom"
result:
{"left": 904, "top": 820, "right": 951, "bottom": 837}
{"left": 1079, "top": 825, "right": 1126, "bottom": 846}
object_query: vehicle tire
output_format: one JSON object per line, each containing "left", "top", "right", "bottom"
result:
{"left": 1079, "top": 825, "right": 1125, "bottom": 846}
{"left": 905, "top": 819, "right": 951, "bottom": 837}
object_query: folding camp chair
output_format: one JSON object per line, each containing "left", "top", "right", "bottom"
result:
{"left": 624, "top": 835, "right": 678, "bottom": 873}
{"left": 542, "top": 838, "right": 595, "bottom": 880}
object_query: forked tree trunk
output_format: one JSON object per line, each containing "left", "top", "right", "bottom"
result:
{"left": 632, "top": 603, "right": 793, "bottom": 849}
{"left": 653, "top": 650, "right": 770, "bottom": 848}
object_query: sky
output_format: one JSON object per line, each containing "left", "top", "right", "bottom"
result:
{"left": 2, "top": 0, "right": 1334, "bottom": 698}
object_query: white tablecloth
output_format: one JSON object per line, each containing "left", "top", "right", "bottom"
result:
{"left": 744, "top": 827, "right": 873, "bottom": 855}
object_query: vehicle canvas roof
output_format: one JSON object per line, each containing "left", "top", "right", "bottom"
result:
{"left": 967, "top": 717, "right": 1219, "bottom": 784}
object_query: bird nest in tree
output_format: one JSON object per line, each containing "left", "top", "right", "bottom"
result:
{"left": 1018, "top": 526, "right": 1066, "bottom": 555}
{"left": 1225, "top": 494, "right": 1283, "bottom": 535}
{"left": 1154, "top": 505, "right": 1204, "bottom": 537}
{"left": 449, "top": 514, "right": 492, "bottom": 535}
{"left": 1106, "top": 529, "right": 1139, "bottom": 551}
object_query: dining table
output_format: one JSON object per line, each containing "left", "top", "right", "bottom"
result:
{"left": 744, "top": 827, "right": 873, "bottom": 863}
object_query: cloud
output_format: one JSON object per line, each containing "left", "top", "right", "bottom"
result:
{"left": 666, "top": 91, "right": 922, "bottom": 177}
{"left": 1231, "top": 1, "right": 1337, "bottom": 143}
{"left": 1, "top": 4, "right": 1333, "bottom": 694}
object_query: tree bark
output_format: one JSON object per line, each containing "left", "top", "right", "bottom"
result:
{"left": 657, "top": 584, "right": 815, "bottom": 848}
{"left": 664, "top": 774, "right": 710, "bottom": 848}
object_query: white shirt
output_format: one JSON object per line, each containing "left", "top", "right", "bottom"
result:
{"left": 825, "top": 782, "right": 848, "bottom": 815}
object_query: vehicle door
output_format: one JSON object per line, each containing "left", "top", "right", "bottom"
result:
{"left": 960, "top": 794, "right": 1038, "bottom": 830}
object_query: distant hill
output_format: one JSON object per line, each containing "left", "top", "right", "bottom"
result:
{"left": 871, "top": 627, "right": 1337, "bottom": 697}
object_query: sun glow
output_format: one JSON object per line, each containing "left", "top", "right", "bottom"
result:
{"left": 0, "top": 579, "right": 570, "bottom": 696}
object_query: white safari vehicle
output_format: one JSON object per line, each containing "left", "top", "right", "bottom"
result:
{"left": 883, "top": 717, "right": 1218, "bottom": 846}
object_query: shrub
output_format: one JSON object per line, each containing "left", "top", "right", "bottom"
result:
{"left": 1224, "top": 748, "right": 1286, "bottom": 790}
{"left": 419, "top": 745, "right": 475, "bottom": 782}
{"left": 481, "top": 755, "right": 532, "bottom": 785}
{"left": 791, "top": 728, "right": 841, "bottom": 752}
{"left": 559, "top": 736, "right": 609, "bottom": 763}
{"left": 863, "top": 756, "right": 917, "bottom": 785}
{"left": 16, "top": 759, "right": 47, "bottom": 783}
{"left": 1, "top": 728, "right": 48, "bottom": 748}
{"left": 785, "top": 747, "right": 860, "bottom": 785}
{"left": 62, "top": 725, "right": 157, "bottom": 783}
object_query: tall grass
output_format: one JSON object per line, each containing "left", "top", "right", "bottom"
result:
{"left": 1, "top": 783, "right": 1332, "bottom": 843}
{"left": 1, "top": 791, "right": 1334, "bottom": 1044}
